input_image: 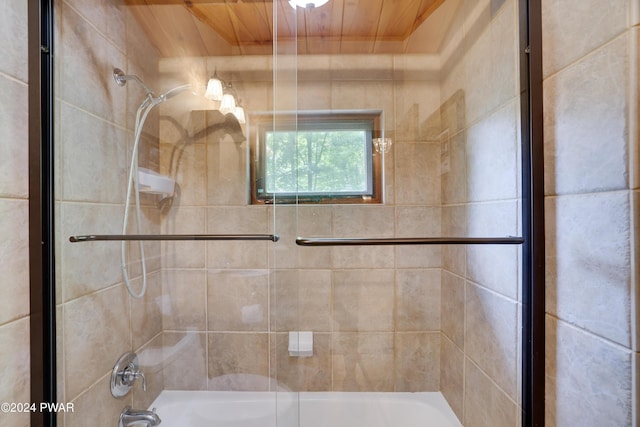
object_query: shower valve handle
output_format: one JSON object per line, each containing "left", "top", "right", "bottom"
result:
{"left": 121, "top": 363, "right": 147, "bottom": 392}
{"left": 111, "top": 351, "right": 146, "bottom": 398}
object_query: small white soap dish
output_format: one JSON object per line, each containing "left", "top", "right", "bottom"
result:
{"left": 138, "top": 168, "right": 175, "bottom": 196}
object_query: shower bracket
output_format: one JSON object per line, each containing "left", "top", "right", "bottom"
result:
{"left": 113, "top": 68, "right": 127, "bottom": 87}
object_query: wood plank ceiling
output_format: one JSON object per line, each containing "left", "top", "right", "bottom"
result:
{"left": 125, "top": 0, "right": 448, "bottom": 56}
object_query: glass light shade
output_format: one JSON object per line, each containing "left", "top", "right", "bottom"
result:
{"left": 233, "top": 106, "right": 246, "bottom": 124}
{"left": 219, "top": 93, "right": 237, "bottom": 115}
{"left": 288, "top": 0, "right": 329, "bottom": 8}
{"left": 204, "top": 78, "right": 223, "bottom": 101}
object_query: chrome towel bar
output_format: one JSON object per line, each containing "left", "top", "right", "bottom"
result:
{"left": 69, "top": 234, "right": 280, "bottom": 243}
{"left": 296, "top": 236, "right": 524, "bottom": 246}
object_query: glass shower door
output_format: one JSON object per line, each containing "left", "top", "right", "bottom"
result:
{"left": 55, "top": 1, "right": 283, "bottom": 426}
{"left": 53, "top": 0, "right": 524, "bottom": 426}
{"left": 286, "top": 1, "right": 524, "bottom": 426}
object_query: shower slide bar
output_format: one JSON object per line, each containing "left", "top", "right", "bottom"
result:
{"left": 69, "top": 234, "right": 280, "bottom": 243}
{"left": 296, "top": 236, "right": 524, "bottom": 246}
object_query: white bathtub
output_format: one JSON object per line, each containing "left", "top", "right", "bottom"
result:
{"left": 150, "top": 390, "right": 462, "bottom": 427}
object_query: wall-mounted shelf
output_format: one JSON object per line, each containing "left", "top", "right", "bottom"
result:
{"left": 138, "top": 167, "right": 175, "bottom": 195}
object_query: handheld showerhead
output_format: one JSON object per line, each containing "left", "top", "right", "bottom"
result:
{"left": 158, "top": 84, "right": 192, "bottom": 102}
{"left": 142, "top": 84, "right": 192, "bottom": 109}
{"left": 113, "top": 68, "right": 192, "bottom": 106}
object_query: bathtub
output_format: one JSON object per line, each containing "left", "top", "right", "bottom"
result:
{"left": 150, "top": 390, "right": 462, "bottom": 427}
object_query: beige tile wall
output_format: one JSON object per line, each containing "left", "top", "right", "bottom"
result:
{"left": 54, "top": 1, "right": 164, "bottom": 425}
{"left": 542, "top": 0, "right": 638, "bottom": 425}
{"left": 438, "top": 0, "right": 522, "bottom": 425}
{"left": 158, "top": 50, "right": 444, "bottom": 393}
{"left": 0, "top": 0, "right": 30, "bottom": 426}
{"left": 154, "top": 2, "right": 527, "bottom": 417}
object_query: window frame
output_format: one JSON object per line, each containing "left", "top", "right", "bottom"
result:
{"left": 249, "top": 110, "right": 384, "bottom": 205}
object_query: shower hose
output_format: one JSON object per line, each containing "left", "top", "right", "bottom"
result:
{"left": 121, "top": 95, "right": 162, "bottom": 299}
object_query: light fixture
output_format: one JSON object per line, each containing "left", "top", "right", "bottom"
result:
{"left": 219, "top": 93, "right": 237, "bottom": 115}
{"left": 233, "top": 106, "right": 246, "bottom": 124}
{"left": 206, "top": 75, "right": 245, "bottom": 120}
{"left": 288, "top": 0, "right": 329, "bottom": 9}
{"left": 204, "top": 77, "right": 223, "bottom": 101}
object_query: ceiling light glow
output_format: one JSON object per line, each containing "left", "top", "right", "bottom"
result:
{"left": 288, "top": 0, "right": 329, "bottom": 9}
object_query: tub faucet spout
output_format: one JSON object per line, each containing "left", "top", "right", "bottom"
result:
{"left": 119, "top": 406, "right": 161, "bottom": 427}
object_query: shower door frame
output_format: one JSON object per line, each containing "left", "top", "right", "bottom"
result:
{"left": 520, "top": 1, "right": 545, "bottom": 426}
{"left": 26, "top": 1, "right": 545, "bottom": 426}
{"left": 28, "top": 0, "right": 56, "bottom": 426}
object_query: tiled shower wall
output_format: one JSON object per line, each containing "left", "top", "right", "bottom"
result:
{"left": 437, "top": 1, "right": 522, "bottom": 426}
{"left": 54, "top": 1, "right": 164, "bottom": 426}
{"left": 542, "top": 0, "right": 639, "bottom": 425}
{"left": 156, "top": 2, "right": 524, "bottom": 421}
{"left": 157, "top": 54, "right": 445, "bottom": 392}
{"left": 0, "top": 0, "right": 30, "bottom": 427}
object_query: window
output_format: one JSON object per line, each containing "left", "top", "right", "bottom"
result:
{"left": 249, "top": 111, "right": 383, "bottom": 204}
